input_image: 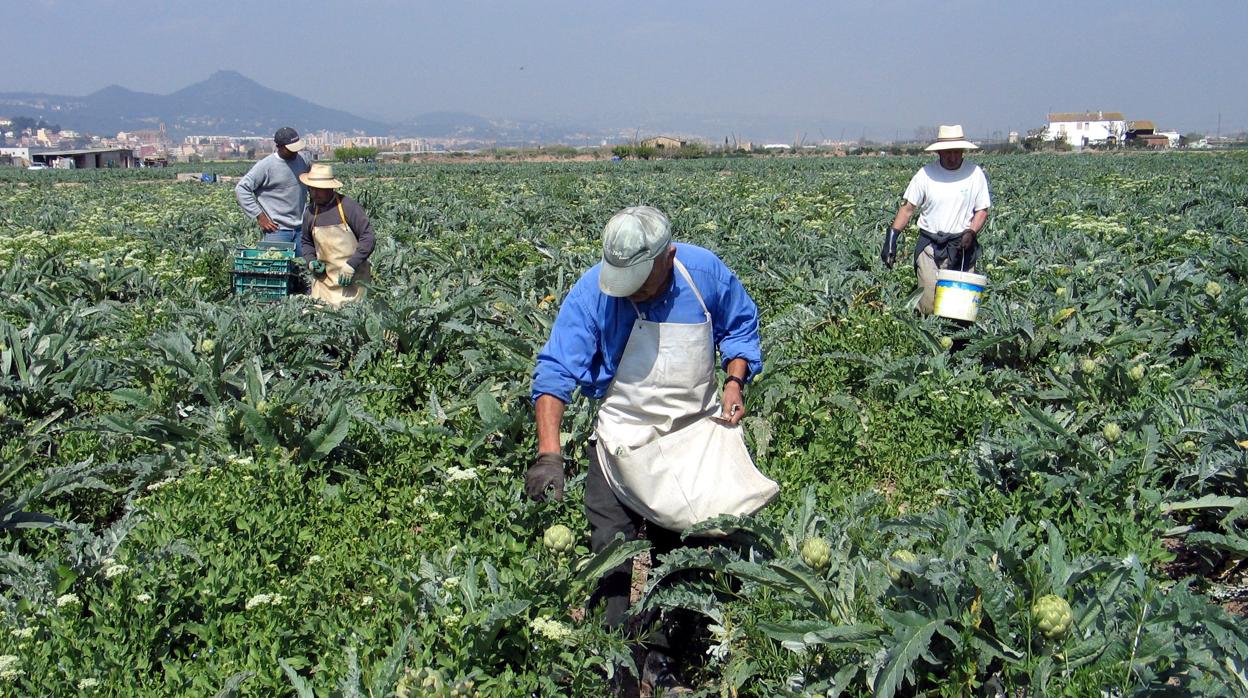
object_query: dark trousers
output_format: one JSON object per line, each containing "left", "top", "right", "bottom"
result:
{"left": 584, "top": 445, "right": 711, "bottom": 660}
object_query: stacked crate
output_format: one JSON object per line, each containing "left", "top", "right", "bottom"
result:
{"left": 231, "top": 241, "right": 295, "bottom": 300}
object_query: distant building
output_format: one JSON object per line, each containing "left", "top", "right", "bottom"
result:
{"left": 1124, "top": 120, "right": 1166, "bottom": 148}
{"left": 1134, "top": 134, "right": 1171, "bottom": 149}
{"left": 641, "top": 136, "right": 686, "bottom": 150}
{"left": 0, "top": 147, "right": 30, "bottom": 167}
{"left": 28, "top": 147, "right": 135, "bottom": 169}
{"left": 1044, "top": 111, "right": 1125, "bottom": 147}
{"left": 342, "top": 136, "right": 392, "bottom": 148}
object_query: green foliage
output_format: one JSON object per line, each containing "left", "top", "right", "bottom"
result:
{"left": 0, "top": 153, "right": 1246, "bottom": 695}
{"left": 333, "top": 146, "right": 380, "bottom": 162}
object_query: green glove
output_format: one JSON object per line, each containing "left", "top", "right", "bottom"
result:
{"left": 308, "top": 259, "right": 326, "bottom": 276}
{"left": 338, "top": 265, "right": 355, "bottom": 287}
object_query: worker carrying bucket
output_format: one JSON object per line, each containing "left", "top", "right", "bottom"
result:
{"left": 880, "top": 125, "right": 992, "bottom": 320}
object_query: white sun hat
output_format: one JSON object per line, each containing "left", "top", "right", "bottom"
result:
{"left": 299, "top": 163, "right": 344, "bottom": 189}
{"left": 925, "top": 124, "right": 979, "bottom": 151}
{"left": 598, "top": 206, "right": 673, "bottom": 297}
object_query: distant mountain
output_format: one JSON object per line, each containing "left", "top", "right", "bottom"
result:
{"left": 0, "top": 71, "right": 389, "bottom": 136}
{"left": 0, "top": 70, "right": 879, "bottom": 146}
{"left": 394, "top": 110, "right": 604, "bottom": 146}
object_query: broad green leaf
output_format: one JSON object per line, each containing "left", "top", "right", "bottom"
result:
{"left": 278, "top": 658, "right": 315, "bottom": 698}
{"left": 212, "top": 671, "right": 255, "bottom": 698}
{"left": 873, "top": 614, "right": 948, "bottom": 698}
{"left": 573, "top": 535, "right": 650, "bottom": 587}
{"left": 303, "top": 402, "right": 351, "bottom": 460}
{"left": 238, "top": 404, "right": 278, "bottom": 450}
{"left": 1161, "top": 494, "right": 1245, "bottom": 513}
{"left": 758, "top": 620, "right": 882, "bottom": 652}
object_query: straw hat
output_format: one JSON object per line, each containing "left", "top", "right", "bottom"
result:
{"left": 299, "top": 163, "right": 343, "bottom": 189}
{"left": 925, "top": 125, "right": 979, "bottom": 152}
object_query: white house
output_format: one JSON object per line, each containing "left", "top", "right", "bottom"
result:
{"left": 0, "top": 147, "right": 31, "bottom": 166}
{"left": 1044, "top": 111, "right": 1125, "bottom": 148}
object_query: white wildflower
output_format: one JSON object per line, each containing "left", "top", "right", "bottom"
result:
{"left": 306, "top": 555, "right": 324, "bottom": 565}
{"left": 244, "top": 593, "right": 286, "bottom": 610}
{"left": 360, "top": 595, "right": 374, "bottom": 607}
{"left": 529, "top": 616, "right": 574, "bottom": 642}
{"left": 135, "top": 593, "right": 152, "bottom": 604}
{"left": 103, "top": 564, "right": 129, "bottom": 579}
{"left": 145, "top": 477, "right": 176, "bottom": 492}
{"left": 77, "top": 678, "right": 100, "bottom": 689}
{"left": 9, "top": 628, "right": 33, "bottom": 640}
{"left": 446, "top": 466, "right": 478, "bottom": 482}
{"left": 0, "top": 656, "right": 17, "bottom": 672}
{"left": 56, "top": 593, "right": 81, "bottom": 608}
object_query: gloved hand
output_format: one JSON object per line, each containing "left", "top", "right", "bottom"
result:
{"left": 880, "top": 227, "right": 901, "bottom": 268}
{"left": 960, "top": 228, "right": 977, "bottom": 251}
{"left": 944, "top": 236, "right": 963, "bottom": 265}
{"left": 338, "top": 265, "right": 355, "bottom": 287}
{"left": 308, "top": 259, "right": 326, "bottom": 276}
{"left": 525, "top": 452, "right": 565, "bottom": 502}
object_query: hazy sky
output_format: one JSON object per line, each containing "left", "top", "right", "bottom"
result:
{"left": 6, "top": 0, "right": 1246, "bottom": 138}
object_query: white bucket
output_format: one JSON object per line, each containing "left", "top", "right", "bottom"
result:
{"left": 934, "top": 270, "right": 988, "bottom": 322}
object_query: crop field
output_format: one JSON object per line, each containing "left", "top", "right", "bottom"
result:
{"left": 0, "top": 153, "right": 1246, "bottom": 696}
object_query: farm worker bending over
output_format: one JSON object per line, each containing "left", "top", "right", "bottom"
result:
{"left": 298, "top": 164, "right": 375, "bottom": 307}
{"left": 528, "top": 206, "right": 776, "bottom": 694}
{"left": 235, "top": 126, "right": 313, "bottom": 257}
{"left": 881, "top": 124, "right": 992, "bottom": 314}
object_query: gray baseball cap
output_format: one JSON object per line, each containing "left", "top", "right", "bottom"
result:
{"left": 598, "top": 206, "right": 672, "bottom": 297}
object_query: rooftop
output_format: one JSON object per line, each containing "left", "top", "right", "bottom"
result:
{"left": 1048, "top": 111, "right": 1125, "bottom": 123}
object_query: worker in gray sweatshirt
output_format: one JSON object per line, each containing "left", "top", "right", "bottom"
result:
{"left": 235, "top": 127, "right": 313, "bottom": 256}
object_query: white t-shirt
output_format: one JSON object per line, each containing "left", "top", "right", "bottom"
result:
{"left": 902, "top": 160, "right": 991, "bottom": 235}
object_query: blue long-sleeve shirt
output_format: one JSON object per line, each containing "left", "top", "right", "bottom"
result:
{"left": 532, "top": 243, "right": 763, "bottom": 403}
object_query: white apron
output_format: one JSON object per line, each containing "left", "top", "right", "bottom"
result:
{"left": 593, "top": 258, "right": 778, "bottom": 532}
{"left": 310, "top": 198, "right": 371, "bottom": 308}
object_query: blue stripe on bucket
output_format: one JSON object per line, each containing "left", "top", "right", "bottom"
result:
{"left": 936, "top": 280, "right": 985, "bottom": 293}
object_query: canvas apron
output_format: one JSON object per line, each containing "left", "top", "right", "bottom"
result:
{"left": 310, "top": 198, "right": 371, "bottom": 307}
{"left": 593, "top": 259, "right": 778, "bottom": 532}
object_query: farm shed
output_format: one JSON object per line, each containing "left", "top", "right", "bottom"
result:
{"left": 641, "top": 136, "right": 686, "bottom": 149}
{"left": 1125, "top": 120, "right": 1168, "bottom": 148}
{"left": 28, "top": 147, "right": 136, "bottom": 169}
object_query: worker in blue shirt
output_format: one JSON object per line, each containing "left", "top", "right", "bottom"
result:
{"left": 527, "top": 206, "right": 775, "bottom": 694}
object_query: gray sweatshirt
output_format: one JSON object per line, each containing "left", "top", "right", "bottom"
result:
{"left": 234, "top": 152, "right": 312, "bottom": 230}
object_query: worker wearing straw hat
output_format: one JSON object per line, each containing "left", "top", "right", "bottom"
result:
{"left": 298, "top": 163, "right": 375, "bottom": 307}
{"left": 881, "top": 125, "right": 992, "bottom": 314}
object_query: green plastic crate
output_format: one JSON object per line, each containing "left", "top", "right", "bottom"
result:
{"left": 231, "top": 270, "right": 292, "bottom": 301}
{"left": 233, "top": 242, "right": 296, "bottom": 275}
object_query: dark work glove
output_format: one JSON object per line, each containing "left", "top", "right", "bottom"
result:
{"left": 525, "top": 452, "right": 565, "bottom": 502}
{"left": 881, "top": 228, "right": 901, "bottom": 268}
{"left": 308, "top": 259, "right": 326, "bottom": 277}
{"left": 944, "top": 236, "right": 963, "bottom": 268}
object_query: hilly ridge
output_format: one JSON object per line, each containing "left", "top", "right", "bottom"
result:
{"left": 0, "top": 71, "right": 600, "bottom": 145}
